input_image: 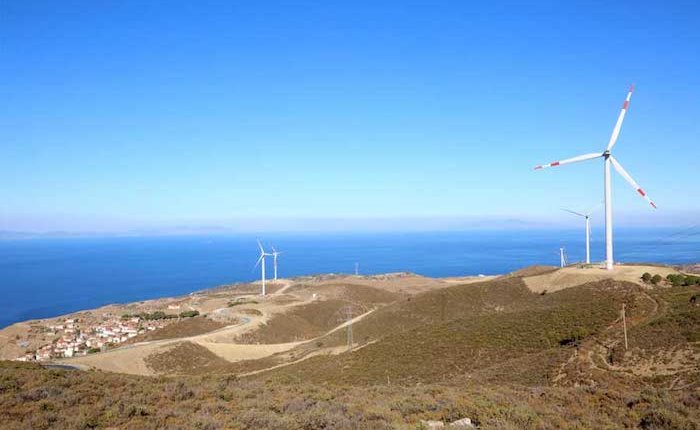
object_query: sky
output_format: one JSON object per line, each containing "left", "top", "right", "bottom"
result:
{"left": 1, "top": 1, "right": 699, "bottom": 234}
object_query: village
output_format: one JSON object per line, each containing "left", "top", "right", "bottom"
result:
{"left": 14, "top": 313, "right": 177, "bottom": 362}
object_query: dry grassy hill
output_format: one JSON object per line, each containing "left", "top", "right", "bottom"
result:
{"left": 1, "top": 265, "right": 698, "bottom": 429}
{"left": 263, "top": 278, "right": 639, "bottom": 385}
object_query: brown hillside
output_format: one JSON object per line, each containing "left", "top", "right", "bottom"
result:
{"left": 269, "top": 280, "right": 639, "bottom": 385}
{"left": 127, "top": 317, "right": 226, "bottom": 343}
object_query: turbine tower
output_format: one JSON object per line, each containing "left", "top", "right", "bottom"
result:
{"left": 271, "top": 246, "right": 282, "bottom": 282}
{"left": 254, "top": 240, "right": 273, "bottom": 295}
{"left": 559, "top": 247, "right": 567, "bottom": 268}
{"left": 535, "top": 85, "right": 657, "bottom": 270}
{"left": 561, "top": 208, "right": 594, "bottom": 265}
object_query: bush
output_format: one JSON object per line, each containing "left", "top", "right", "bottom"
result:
{"left": 641, "top": 273, "right": 652, "bottom": 283}
{"left": 651, "top": 274, "right": 662, "bottom": 285}
{"left": 168, "top": 381, "right": 194, "bottom": 401}
{"left": 666, "top": 274, "right": 700, "bottom": 287}
{"left": 684, "top": 275, "right": 700, "bottom": 286}
{"left": 179, "top": 310, "right": 200, "bottom": 318}
{"left": 667, "top": 274, "right": 685, "bottom": 287}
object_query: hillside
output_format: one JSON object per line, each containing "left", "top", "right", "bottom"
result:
{"left": 0, "top": 265, "right": 698, "bottom": 429}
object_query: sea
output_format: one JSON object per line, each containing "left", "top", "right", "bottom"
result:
{"left": 0, "top": 228, "right": 697, "bottom": 329}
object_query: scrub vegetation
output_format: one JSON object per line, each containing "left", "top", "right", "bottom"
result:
{"left": 1, "top": 267, "right": 698, "bottom": 429}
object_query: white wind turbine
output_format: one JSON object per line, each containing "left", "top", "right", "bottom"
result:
{"left": 535, "top": 85, "right": 657, "bottom": 270}
{"left": 271, "top": 246, "right": 282, "bottom": 282}
{"left": 254, "top": 240, "right": 273, "bottom": 295}
{"left": 561, "top": 207, "right": 594, "bottom": 265}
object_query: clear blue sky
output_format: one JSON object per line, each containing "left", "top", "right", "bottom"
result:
{"left": 1, "top": 1, "right": 698, "bottom": 233}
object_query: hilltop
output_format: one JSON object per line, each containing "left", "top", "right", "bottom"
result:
{"left": 1, "top": 264, "right": 698, "bottom": 429}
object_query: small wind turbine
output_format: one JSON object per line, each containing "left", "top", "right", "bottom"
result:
{"left": 254, "top": 240, "right": 273, "bottom": 296}
{"left": 561, "top": 207, "right": 595, "bottom": 265}
{"left": 559, "top": 246, "right": 568, "bottom": 268}
{"left": 534, "top": 85, "right": 657, "bottom": 270}
{"left": 271, "top": 246, "right": 282, "bottom": 282}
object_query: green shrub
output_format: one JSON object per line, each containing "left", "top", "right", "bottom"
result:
{"left": 651, "top": 274, "right": 662, "bottom": 285}
{"left": 179, "top": 310, "right": 200, "bottom": 318}
{"left": 684, "top": 275, "right": 700, "bottom": 286}
{"left": 667, "top": 274, "right": 685, "bottom": 287}
{"left": 641, "top": 273, "right": 652, "bottom": 283}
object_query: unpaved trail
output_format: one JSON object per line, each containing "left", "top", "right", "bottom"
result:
{"left": 325, "top": 308, "right": 375, "bottom": 336}
{"left": 553, "top": 290, "right": 665, "bottom": 385}
{"left": 60, "top": 316, "right": 260, "bottom": 374}
{"left": 60, "top": 283, "right": 360, "bottom": 375}
{"left": 273, "top": 279, "right": 294, "bottom": 295}
{"left": 239, "top": 308, "right": 378, "bottom": 377}
{"left": 195, "top": 341, "right": 302, "bottom": 362}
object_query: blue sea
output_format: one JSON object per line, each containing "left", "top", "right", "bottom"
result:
{"left": 0, "top": 228, "right": 697, "bottom": 329}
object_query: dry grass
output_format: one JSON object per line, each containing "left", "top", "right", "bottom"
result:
{"left": 523, "top": 264, "right": 681, "bottom": 293}
{"left": 144, "top": 341, "right": 232, "bottom": 375}
{"left": 1, "top": 360, "right": 699, "bottom": 429}
{"left": 236, "top": 299, "right": 360, "bottom": 344}
{"left": 126, "top": 317, "right": 227, "bottom": 343}
{"left": 2, "top": 267, "right": 699, "bottom": 429}
{"left": 303, "top": 276, "right": 536, "bottom": 350}
{"left": 268, "top": 280, "right": 636, "bottom": 386}
{"left": 506, "top": 265, "right": 559, "bottom": 277}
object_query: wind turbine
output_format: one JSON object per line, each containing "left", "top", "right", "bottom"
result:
{"left": 534, "top": 85, "right": 657, "bottom": 270}
{"left": 271, "top": 246, "right": 282, "bottom": 282}
{"left": 559, "top": 246, "right": 568, "bottom": 268}
{"left": 561, "top": 207, "right": 596, "bottom": 265}
{"left": 254, "top": 240, "right": 272, "bottom": 295}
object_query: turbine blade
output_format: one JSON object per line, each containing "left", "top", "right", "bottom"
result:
{"left": 253, "top": 254, "right": 263, "bottom": 269}
{"left": 606, "top": 85, "right": 634, "bottom": 151}
{"left": 584, "top": 201, "right": 603, "bottom": 216}
{"left": 609, "top": 156, "right": 657, "bottom": 209}
{"left": 561, "top": 208, "right": 586, "bottom": 217}
{"left": 271, "top": 245, "right": 277, "bottom": 253}
{"left": 534, "top": 153, "right": 602, "bottom": 170}
{"left": 257, "top": 240, "right": 264, "bottom": 254}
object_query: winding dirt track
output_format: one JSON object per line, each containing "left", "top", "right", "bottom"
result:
{"left": 60, "top": 278, "right": 380, "bottom": 375}
{"left": 553, "top": 288, "right": 698, "bottom": 387}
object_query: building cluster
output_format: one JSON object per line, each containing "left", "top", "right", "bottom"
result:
{"left": 16, "top": 316, "right": 168, "bottom": 362}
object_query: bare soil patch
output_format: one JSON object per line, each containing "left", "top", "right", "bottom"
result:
{"left": 523, "top": 265, "right": 681, "bottom": 293}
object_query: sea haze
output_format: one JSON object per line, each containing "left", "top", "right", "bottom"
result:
{"left": 0, "top": 228, "right": 697, "bottom": 328}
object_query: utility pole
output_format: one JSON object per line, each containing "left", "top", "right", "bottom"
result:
{"left": 622, "top": 303, "right": 628, "bottom": 351}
